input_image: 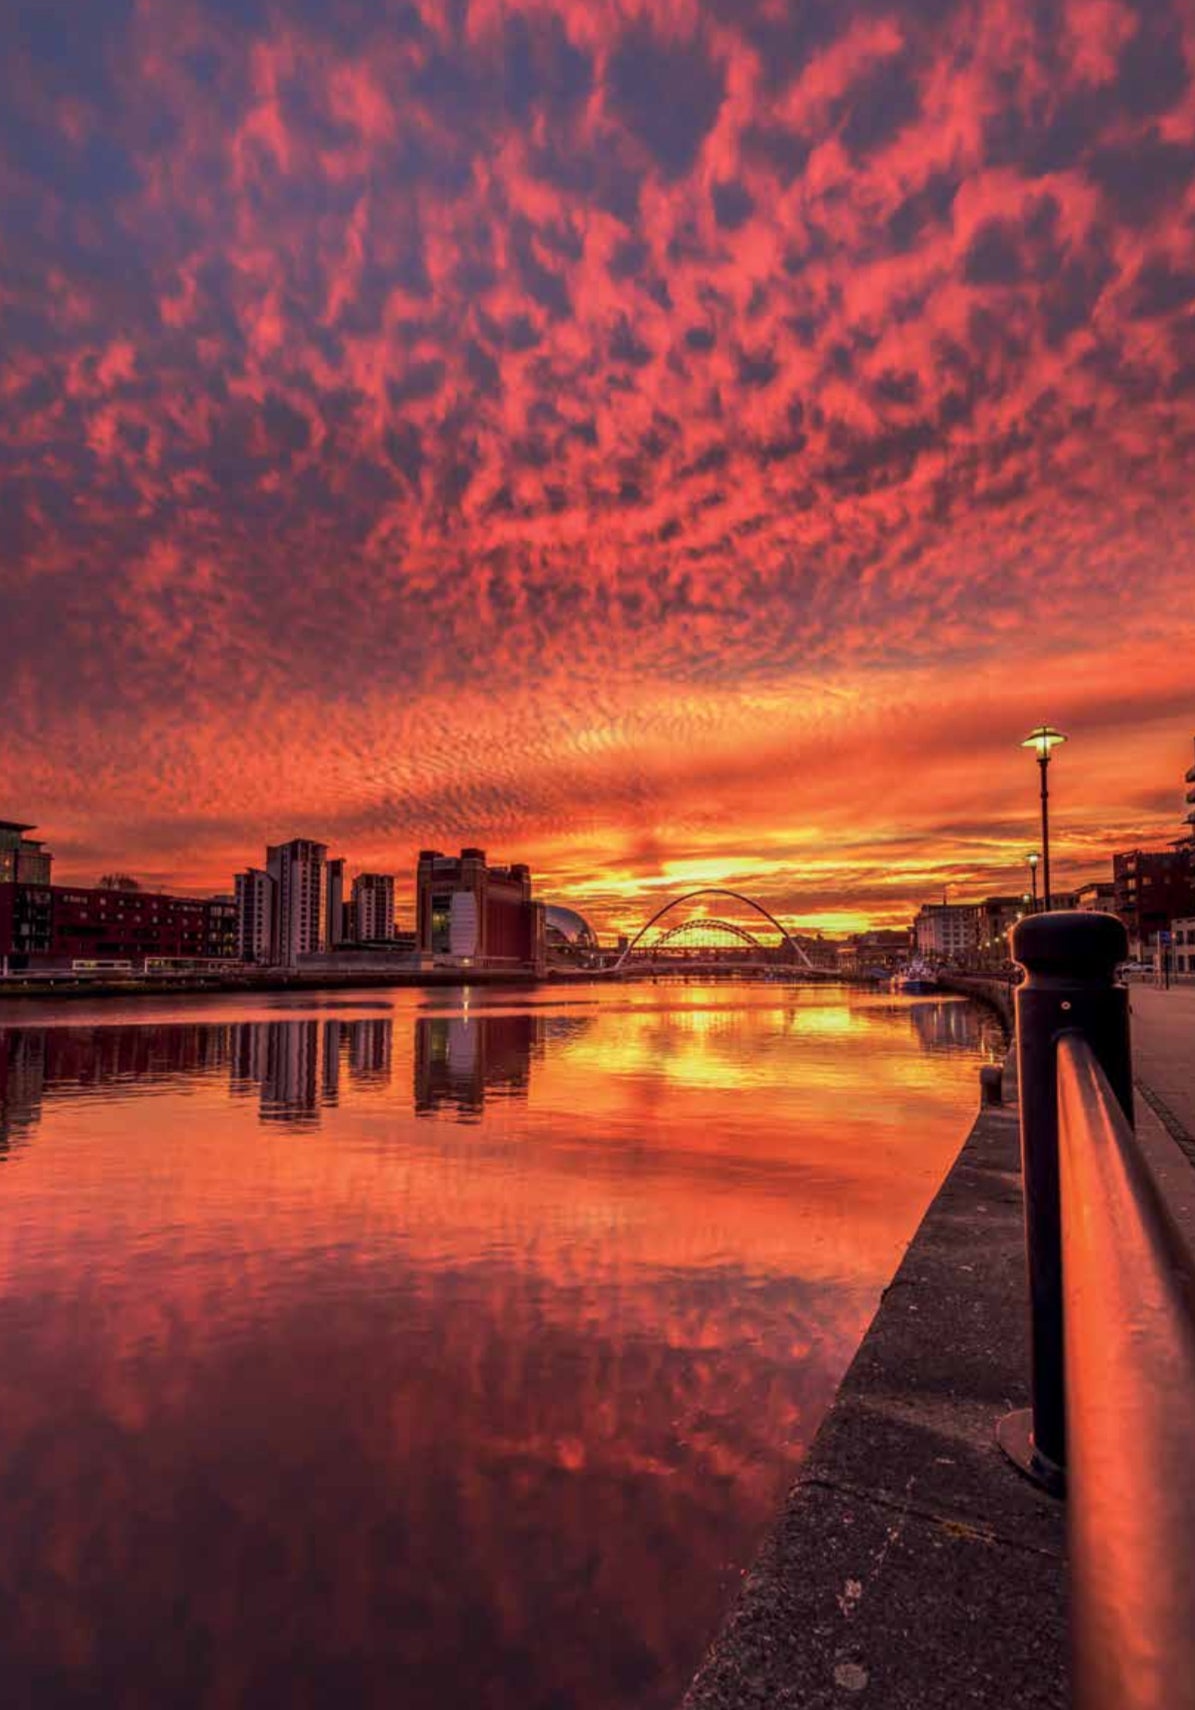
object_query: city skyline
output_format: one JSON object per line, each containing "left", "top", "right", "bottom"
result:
{"left": 4, "top": 2, "right": 1195, "bottom": 934}
{"left": 5, "top": 729, "right": 1194, "bottom": 944}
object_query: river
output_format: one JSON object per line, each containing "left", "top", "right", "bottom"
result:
{"left": 0, "top": 981, "right": 1001, "bottom": 1709}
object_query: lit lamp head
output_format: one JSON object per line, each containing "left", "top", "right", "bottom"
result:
{"left": 1027, "top": 851, "right": 1040, "bottom": 870}
{"left": 1022, "top": 725, "right": 1067, "bottom": 761}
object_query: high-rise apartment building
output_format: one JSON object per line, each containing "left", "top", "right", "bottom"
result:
{"left": 234, "top": 868, "right": 275, "bottom": 963}
{"left": 325, "top": 858, "right": 348, "bottom": 947}
{"left": 351, "top": 872, "right": 396, "bottom": 942}
{"left": 266, "top": 839, "right": 327, "bottom": 965}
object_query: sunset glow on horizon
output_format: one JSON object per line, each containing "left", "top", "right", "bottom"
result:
{"left": 3, "top": 0, "right": 1194, "bottom": 935}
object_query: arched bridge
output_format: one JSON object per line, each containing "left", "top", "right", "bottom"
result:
{"left": 653, "top": 917, "right": 767, "bottom": 952}
{"left": 615, "top": 889, "right": 815, "bottom": 971}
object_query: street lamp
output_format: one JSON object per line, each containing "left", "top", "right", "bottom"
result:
{"left": 1021, "top": 726, "right": 1067, "bottom": 911}
{"left": 1026, "top": 851, "right": 1040, "bottom": 914}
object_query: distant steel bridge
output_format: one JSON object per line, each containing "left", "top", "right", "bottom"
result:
{"left": 613, "top": 888, "right": 816, "bottom": 972}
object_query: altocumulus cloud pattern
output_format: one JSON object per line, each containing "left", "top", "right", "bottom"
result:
{"left": 2, "top": 0, "right": 1194, "bottom": 919}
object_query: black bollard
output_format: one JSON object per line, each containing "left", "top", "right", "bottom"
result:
{"left": 997, "top": 911, "right": 1132, "bottom": 1496}
{"left": 979, "top": 1064, "right": 1003, "bottom": 1107}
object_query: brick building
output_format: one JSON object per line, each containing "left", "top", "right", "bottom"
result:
{"left": 1075, "top": 881, "right": 1118, "bottom": 913}
{"left": 416, "top": 848, "right": 544, "bottom": 969}
{"left": 967, "top": 896, "right": 1028, "bottom": 967}
{"left": 206, "top": 896, "right": 238, "bottom": 961}
{"left": 1112, "top": 849, "right": 1195, "bottom": 960}
{"left": 0, "top": 881, "right": 238, "bottom": 970}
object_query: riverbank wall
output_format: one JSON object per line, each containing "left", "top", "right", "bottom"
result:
{"left": 0, "top": 967, "right": 877, "bottom": 1005}
{"left": 0, "top": 967, "right": 543, "bottom": 1004}
{"left": 682, "top": 1048, "right": 1067, "bottom": 1709}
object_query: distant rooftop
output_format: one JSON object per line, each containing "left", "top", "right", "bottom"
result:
{"left": 0, "top": 820, "right": 37, "bottom": 834}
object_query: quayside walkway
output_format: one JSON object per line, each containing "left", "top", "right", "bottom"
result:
{"left": 1131, "top": 983, "right": 1195, "bottom": 1163}
{"left": 683, "top": 1061, "right": 1066, "bottom": 1709}
{"left": 684, "top": 923, "right": 1195, "bottom": 1710}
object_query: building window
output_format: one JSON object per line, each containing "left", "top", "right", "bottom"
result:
{"left": 430, "top": 894, "right": 453, "bottom": 954}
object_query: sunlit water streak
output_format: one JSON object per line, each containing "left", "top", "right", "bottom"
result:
{"left": 0, "top": 982, "right": 1001, "bottom": 1710}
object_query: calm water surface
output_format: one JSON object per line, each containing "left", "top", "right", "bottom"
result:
{"left": 0, "top": 982, "right": 1001, "bottom": 1709}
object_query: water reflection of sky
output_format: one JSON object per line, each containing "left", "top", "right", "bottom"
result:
{"left": 0, "top": 984, "right": 1001, "bottom": 1709}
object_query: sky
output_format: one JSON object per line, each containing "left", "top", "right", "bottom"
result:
{"left": 2, "top": 0, "right": 1194, "bottom": 934}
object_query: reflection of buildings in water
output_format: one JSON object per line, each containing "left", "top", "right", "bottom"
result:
{"left": 348, "top": 1018, "right": 392, "bottom": 1087}
{"left": 230, "top": 1021, "right": 269, "bottom": 1092}
{"left": 1, "top": 1010, "right": 572, "bottom": 1138}
{"left": 47, "top": 1023, "right": 234, "bottom": 1087}
{"left": 260, "top": 1021, "right": 321, "bottom": 1125}
{"left": 905, "top": 997, "right": 1002, "bottom": 1058}
{"left": 2, "top": 1024, "right": 238, "bottom": 1146}
{"left": 414, "top": 1012, "right": 543, "bottom": 1120}
{"left": 322, "top": 1020, "right": 342, "bottom": 1104}
{"left": 0, "top": 1030, "right": 46, "bottom": 1152}
{"left": 9, "top": 1023, "right": 232, "bottom": 1102}
{"left": 322, "top": 1017, "right": 394, "bottom": 1101}
{"left": 230, "top": 1018, "right": 395, "bottom": 1126}
{"left": 906, "top": 999, "right": 973, "bottom": 1053}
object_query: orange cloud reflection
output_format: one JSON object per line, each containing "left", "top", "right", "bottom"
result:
{"left": 0, "top": 985, "right": 1000, "bottom": 1707}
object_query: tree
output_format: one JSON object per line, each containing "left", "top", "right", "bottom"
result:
{"left": 98, "top": 874, "right": 142, "bottom": 891}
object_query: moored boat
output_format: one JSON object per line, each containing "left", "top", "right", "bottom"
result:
{"left": 891, "top": 959, "right": 939, "bottom": 994}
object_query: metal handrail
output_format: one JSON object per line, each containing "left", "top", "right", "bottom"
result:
{"left": 1057, "top": 1034, "right": 1195, "bottom": 1710}
{"left": 999, "top": 911, "right": 1195, "bottom": 1709}
{"left": 998, "top": 910, "right": 1136, "bottom": 1493}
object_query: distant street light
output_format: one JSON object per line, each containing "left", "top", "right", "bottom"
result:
{"left": 1026, "top": 851, "right": 1041, "bottom": 913}
{"left": 1021, "top": 727, "right": 1067, "bottom": 911}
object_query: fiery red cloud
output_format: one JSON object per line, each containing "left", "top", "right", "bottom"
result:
{"left": 2, "top": 0, "right": 1194, "bottom": 930}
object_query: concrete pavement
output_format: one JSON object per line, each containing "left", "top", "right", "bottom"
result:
{"left": 1129, "top": 983, "right": 1195, "bottom": 1168}
{"left": 682, "top": 1071, "right": 1067, "bottom": 1710}
{"left": 681, "top": 984, "right": 1193, "bottom": 1709}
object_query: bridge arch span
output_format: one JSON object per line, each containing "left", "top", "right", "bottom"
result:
{"left": 616, "top": 889, "right": 813, "bottom": 969}
{"left": 654, "top": 917, "right": 763, "bottom": 951}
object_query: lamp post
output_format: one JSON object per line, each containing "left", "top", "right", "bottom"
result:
{"left": 1021, "top": 727, "right": 1067, "bottom": 911}
{"left": 1027, "top": 851, "right": 1040, "bottom": 914}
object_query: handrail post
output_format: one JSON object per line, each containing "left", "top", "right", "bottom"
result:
{"left": 997, "top": 910, "right": 1132, "bottom": 1494}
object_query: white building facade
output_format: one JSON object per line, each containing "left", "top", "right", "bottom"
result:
{"left": 914, "top": 902, "right": 979, "bottom": 962}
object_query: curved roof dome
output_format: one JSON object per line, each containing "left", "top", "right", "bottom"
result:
{"left": 544, "top": 904, "right": 598, "bottom": 948}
